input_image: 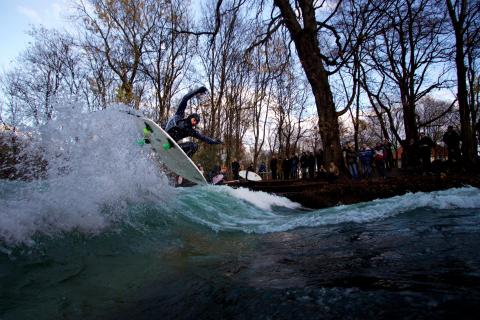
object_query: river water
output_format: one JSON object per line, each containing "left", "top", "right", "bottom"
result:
{"left": 1, "top": 105, "right": 479, "bottom": 319}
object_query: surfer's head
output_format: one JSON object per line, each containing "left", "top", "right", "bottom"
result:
{"left": 187, "top": 113, "right": 201, "bottom": 127}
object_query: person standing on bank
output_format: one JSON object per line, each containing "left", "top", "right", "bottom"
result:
{"left": 442, "top": 125, "right": 461, "bottom": 164}
{"left": 300, "top": 152, "right": 308, "bottom": 179}
{"left": 270, "top": 155, "right": 278, "bottom": 180}
{"left": 374, "top": 142, "right": 386, "bottom": 179}
{"left": 164, "top": 86, "right": 222, "bottom": 157}
{"left": 231, "top": 159, "right": 240, "bottom": 180}
{"left": 258, "top": 162, "right": 267, "bottom": 179}
{"left": 417, "top": 132, "right": 435, "bottom": 174}
{"left": 345, "top": 144, "right": 359, "bottom": 179}
{"left": 359, "top": 144, "right": 373, "bottom": 179}
{"left": 384, "top": 139, "right": 394, "bottom": 170}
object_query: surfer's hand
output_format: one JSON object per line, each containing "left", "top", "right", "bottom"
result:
{"left": 197, "top": 86, "right": 208, "bottom": 94}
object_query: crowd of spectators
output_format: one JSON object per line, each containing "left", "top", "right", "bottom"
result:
{"left": 227, "top": 125, "right": 464, "bottom": 183}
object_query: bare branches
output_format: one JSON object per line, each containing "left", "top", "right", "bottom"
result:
{"left": 245, "top": 14, "right": 283, "bottom": 55}
{"left": 175, "top": 0, "right": 248, "bottom": 43}
{"left": 0, "top": 0, "right": 468, "bottom": 163}
{"left": 418, "top": 98, "right": 457, "bottom": 128}
{"left": 360, "top": 0, "right": 452, "bottom": 142}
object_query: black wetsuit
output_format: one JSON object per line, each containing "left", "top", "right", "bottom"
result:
{"left": 164, "top": 87, "right": 221, "bottom": 157}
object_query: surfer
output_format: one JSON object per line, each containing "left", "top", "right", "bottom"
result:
{"left": 165, "top": 86, "right": 223, "bottom": 157}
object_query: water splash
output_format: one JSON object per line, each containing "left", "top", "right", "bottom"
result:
{"left": 0, "top": 103, "right": 173, "bottom": 245}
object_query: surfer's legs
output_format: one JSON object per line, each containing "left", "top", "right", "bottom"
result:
{"left": 178, "top": 142, "right": 198, "bottom": 157}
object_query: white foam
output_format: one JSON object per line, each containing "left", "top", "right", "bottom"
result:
{"left": 222, "top": 186, "right": 302, "bottom": 211}
{"left": 0, "top": 103, "right": 173, "bottom": 246}
{"left": 253, "top": 186, "right": 480, "bottom": 233}
{"left": 177, "top": 186, "right": 480, "bottom": 234}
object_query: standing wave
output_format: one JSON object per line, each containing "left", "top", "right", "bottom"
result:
{"left": 172, "top": 186, "right": 480, "bottom": 234}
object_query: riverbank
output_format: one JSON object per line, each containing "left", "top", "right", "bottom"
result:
{"left": 228, "top": 171, "right": 480, "bottom": 209}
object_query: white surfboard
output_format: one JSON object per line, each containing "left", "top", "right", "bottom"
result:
{"left": 212, "top": 174, "right": 224, "bottom": 185}
{"left": 125, "top": 110, "right": 207, "bottom": 186}
{"left": 239, "top": 170, "right": 262, "bottom": 181}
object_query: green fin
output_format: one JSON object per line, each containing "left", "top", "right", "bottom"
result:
{"left": 141, "top": 124, "right": 152, "bottom": 145}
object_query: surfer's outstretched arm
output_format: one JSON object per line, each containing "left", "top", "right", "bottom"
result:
{"left": 191, "top": 130, "right": 222, "bottom": 145}
{"left": 175, "top": 86, "right": 208, "bottom": 118}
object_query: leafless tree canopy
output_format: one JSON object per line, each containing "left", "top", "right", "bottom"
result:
{"left": 1, "top": 0, "right": 479, "bottom": 167}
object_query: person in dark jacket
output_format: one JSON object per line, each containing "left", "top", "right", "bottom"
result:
{"left": 300, "top": 152, "right": 308, "bottom": 179}
{"left": 384, "top": 139, "right": 394, "bottom": 169}
{"left": 315, "top": 149, "right": 324, "bottom": 178}
{"left": 270, "top": 155, "right": 278, "bottom": 180}
{"left": 442, "top": 125, "right": 461, "bottom": 163}
{"left": 404, "top": 138, "right": 419, "bottom": 170}
{"left": 165, "top": 86, "right": 222, "bottom": 157}
{"left": 345, "top": 145, "right": 358, "bottom": 179}
{"left": 258, "top": 162, "right": 267, "bottom": 179}
{"left": 374, "top": 142, "right": 386, "bottom": 178}
{"left": 282, "top": 157, "right": 291, "bottom": 180}
{"left": 307, "top": 152, "right": 316, "bottom": 179}
{"left": 358, "top": 144, "right": 373, "bottom": 179}
{"left": 290, "top": 154, "right": 299, "bottom": 179}
{"left": 231, "top": 159, "right": 240, "bottom": 180}
{"left": 417, "top": 132, "right": 435, "bottom": 173}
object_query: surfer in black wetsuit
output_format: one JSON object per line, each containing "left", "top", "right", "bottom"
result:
{"left": 164, "top": 86, "right": 222, "bottom": 157}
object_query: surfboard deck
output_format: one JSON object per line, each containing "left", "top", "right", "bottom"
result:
{"left": 123, "top": 109, "right": 208, "bottom": 186}
{"left": 239, "top": 170, "right": 262, "bottom": 181}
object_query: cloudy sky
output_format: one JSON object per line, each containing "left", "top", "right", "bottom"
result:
{"left": 0, "top": 0, "right": 73, "bottom": 69}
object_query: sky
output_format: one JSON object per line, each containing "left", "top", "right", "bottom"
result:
{"left": 0, "top": 0, "right": 455, "bottom": 104}
{"left": 0, "top": 0, "right": 73, "bottom": 70}
{"left": 0, "top": 0, "right": 205, "bottom": 71}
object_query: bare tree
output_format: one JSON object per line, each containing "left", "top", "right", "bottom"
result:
{"left": 244, "top": 28, "right": 297, "bottom": 166}
{"left": 239, "top": 0, "right": 387, "bottom": 165}
{"left": 140, "top": 0, "right": 194, "bottom": 123}
{"left": 361, "top": 0, "right": 451, "bottom": 146}
{"left": 1, "top": 27, "right": 85, "bottom": 126}
{"left": 1, "top": 70, "right": 24, "bottom": 129}
{"left": 466, "top": 28, "right": 480, "bottom": 138}
{"left": 83, "top": 48, "right": 116, "bottom": 110}
{"left": 222, "top": 58, "right": 251, "bottom": 164}
{"left": 75, "top": 0, "right": 163, "bottom": 107}
{"left": 446, "top": 0, "right": 480, "bottom": 161}
{"left": 246, "top": 45, "right": 273, "bottom": 168}
{"left": 271, "top": 63, "right": 310, "bottom": 158}
{"left": 195, "top": 0, "right": 252, "bottom": 167}
{"left": 417, "top": 95, "right": 458, "bottom": 141}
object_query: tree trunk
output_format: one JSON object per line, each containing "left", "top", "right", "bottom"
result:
{"left": 273, "top": 0, "right": 342, "bottom": 165}
{"left": 446, "top": 0, "right": 475, "bottom": 162}
{"left": 455, "top": 36, "right": 474, "bottom": 161}
{"left": 403, "top": 102, "right": 418, "bottom": 143}
{"left": 314, "top": 69, "right": 342, "bottom": 164}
